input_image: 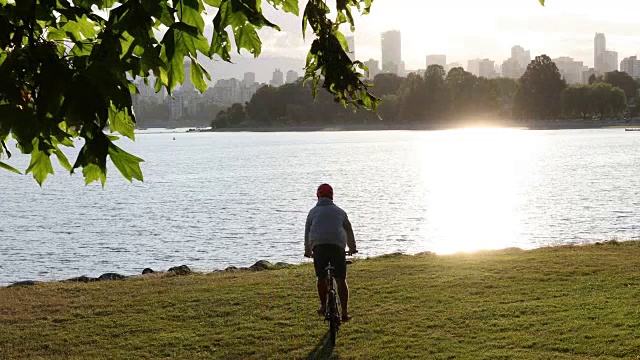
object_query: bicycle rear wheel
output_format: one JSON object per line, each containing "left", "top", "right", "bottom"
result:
{"left": 327, "top": 291, "right": 339, "bottom": 345}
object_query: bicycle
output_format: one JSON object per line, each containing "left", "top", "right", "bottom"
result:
{"left": 323, "top": 251, "right": 356, "bottom": 346}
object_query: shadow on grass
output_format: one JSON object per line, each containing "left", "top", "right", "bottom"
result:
{"left": 306, "top": 330, "right": 340, "bottom": 360}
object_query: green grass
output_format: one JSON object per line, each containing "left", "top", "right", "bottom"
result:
{"left": 1, "top": 241, "right": 639, "bottom": 359}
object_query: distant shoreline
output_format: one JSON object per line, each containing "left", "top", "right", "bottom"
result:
{"left": 195, "top": 119, "right": 640, "bottom": 133}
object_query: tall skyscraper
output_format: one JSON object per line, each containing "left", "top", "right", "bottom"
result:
{"left": 501, "top": 45, "right": 531, "bottom": 79}
{"left": 346, "top": 36, "right": 355, "bottom": 62}
{"left": 604, "top": 51, "right": 619, "bottom": 73}
{"left": 270, "top": 69, "right": 284, "bottom": 87}
{"left": 426, "top": 55, "right": 447, "bottom": 69}
{"left": 594, "top": 33, "right": 617, "bottom": 74}
{"left": 243, "top": 72, "right": 256, "bottom": 87}
{"left": 286, "top": 70, "right": 299, "bottom": 84}
{"left": 381, "top": 30, "right": 402, "bottom": 75}
{"left": 467, "top": 59, "right": 481, "bottom": 76}
{"left": 511, "top": 45, "right": 531, "bottom": 69}
{"left": 182, "top": 62, "right": 196, "bottom": 93}
{"left": 621, "top": 56, "right": 640, "bottom": 78}
{"left": 478, "top": 59, "right": 496, "bottom": 78}
{"left": 594, "top": 33, "right": 606, "bottom": 73}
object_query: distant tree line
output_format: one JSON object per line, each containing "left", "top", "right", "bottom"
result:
{"left": 212, "top": 55, "right": 640, "bottom": 128}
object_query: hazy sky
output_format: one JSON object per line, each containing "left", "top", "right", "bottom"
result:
{"left": 203, "top": 0, "right": 640, "bottom": 81}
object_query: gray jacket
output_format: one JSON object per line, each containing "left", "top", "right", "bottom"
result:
{"left": 305, "top": 197, "right": 356, "bottom": 254}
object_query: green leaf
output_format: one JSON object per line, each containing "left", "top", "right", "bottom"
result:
{"left": 162, "top": 28, "right": 176, "bottom": 63}
{"left": 267, "top": 0, "right": 299, "bottom": 16}
{"left": 82, "top": 163, "right": 106, "bottom": 186}
{"left": 74, "top": 15, "right": 100, "bottom": 39}
{"left": 539, "top": 0, "right": 545, "bottom": 4}
{"left": 54, "top": 149, "right": 73, "bottom": 172}
{"left": 174, "top": 22, "right": 209, "bottom": 55}
{"left": 109, "top": 103, "right": 135, "bottom": 140}
{"left": 209, "top": 27, "right": 232, "bottom": 61}
{"left": 108, "top": 143, "right": 144, "bottom": 182}
{"left": 0, "top": 161, "right": 22, "bottom": 175}
{"left": 233, "top": 22, "right": 262, "bottom": 56}
{"left": 190, "top": 59, "right": 210, "bottom": 93}
{"left": 178, "top": 0, "right": 205, "bottom": 33}
{"left": 120, "top": 31, "right": 136, "bottom": 57}
{"left": 1, "top": 139, "right": 11, "bottom": 158}
{"left": 25, "top": 150, "right": 55, "bottom": 186}
{"left": 203, "top": 0, "right": 221, "bottom": 6}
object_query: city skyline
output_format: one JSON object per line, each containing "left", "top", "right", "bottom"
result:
{"left": 200, "top": 31, "right": 630, "bottom": 85}
{"left": 142, "top": 0, "right": 640, "bottom": 85}
{"left": 199, "top": 0, "right": 640, "bottom": 81}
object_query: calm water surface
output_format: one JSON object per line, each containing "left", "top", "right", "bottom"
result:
{"left": 2, "top": 128, "right": 640, "bottom": 285}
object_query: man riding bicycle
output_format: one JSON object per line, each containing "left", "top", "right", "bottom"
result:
{"left": 304, "top": 183, "right": 357, "bottom": 322}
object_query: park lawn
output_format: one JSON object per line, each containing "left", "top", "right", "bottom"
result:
{"left": 0, "top": 241, "right": 639, "bottom": 359}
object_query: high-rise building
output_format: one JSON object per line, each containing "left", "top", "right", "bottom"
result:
{"left": 501, "top": 58, "right": 521, "bottom": 79}
{"left": 501, "top": 45, "right": 531, "bottom": 79}
{"left": 182, "top": 62, "right": 196, "bottom": 94}
{"left": 364, "top": 58, "right": 380, "bottom": 80}
{"left": 604, "top": 51, "right": 618, "bottom": 73}
{"left": 243, "top": 72, "right": 256, "bottom": 87}
{"left": 426, "top": 55, "right": 446, "bottom": 69}
{"left": 621, "top": 56, "right": 640, "bottom": 78}
{"left": 270, "top": 69, "right": 284, "bottom": 87}
{"left": 346, "top": 36, "right": 355, "bottom": 62}
{"left": 212, "top": 78, "right": 242, "bottom": 104}
{"left": 478, "top": 59, "right": 496, "bottom": 78}
{"left": 553, "top": 57, "right": 587, "bottom": 84}
{"left": 512, "top": 45, "right": 531, "bottom": 68}
{"left": 594, "top": 33, "right": 617, "bottom": 74}
{"left": 467, "top": 59, "right": 481, "bottom": 76}
{"left": 286, "top": 70, "right": 299, "bottom": 84}
{"left": 168, "top": 91, "right": 184, "bottom": 120}
{"left": 381, "top": 30, "right": 402, "bottom": 75}
{"left": 594, "top": 33, "right": 606, "bottom": 73}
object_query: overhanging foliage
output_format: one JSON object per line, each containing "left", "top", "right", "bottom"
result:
{"left": 0, "top": 0, "right": 379, "bottom": 185}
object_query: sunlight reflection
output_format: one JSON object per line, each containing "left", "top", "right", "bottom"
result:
{"left": 414, "top": 128, "right": 544, "bottom": 254}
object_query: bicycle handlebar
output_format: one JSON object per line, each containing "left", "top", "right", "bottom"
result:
{"left": 305, "top": 249, "right": 358, "bottom": 258}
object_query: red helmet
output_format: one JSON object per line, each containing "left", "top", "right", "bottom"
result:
{"left": 316, "top": 183, "right": 333, "bottom": 199}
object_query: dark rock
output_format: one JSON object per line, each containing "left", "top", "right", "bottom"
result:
{"left": 8, "top": 280, "right": 38, "bottom": 287}
{"left": 168, "top": 265, "right": 192, "bottom": 275}
{"left": 98, "top": 273, "right": 126, "bottom": 281}
{"left": 274, "top": 262, "right": 292, "bottom": 269}
{"left": 142, "top": 268, "right": 155, "bottom": 275}
{"left": 224, "top": 266, "right": 239, "bottom": 272}
{"left": 64, "top": 276, "right": 98, "bottom": 283}
{"left": 249, "top": 260, "right": 273, "bottom": 271}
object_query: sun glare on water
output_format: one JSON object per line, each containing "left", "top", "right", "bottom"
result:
{"left": 413, "top": 128, "right": 544, "bottom": 254}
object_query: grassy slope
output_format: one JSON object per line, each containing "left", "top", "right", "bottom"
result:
{"left": 0, "top": 241, "right": 639, "bottom": 360}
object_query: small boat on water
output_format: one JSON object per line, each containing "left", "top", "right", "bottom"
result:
{"left": 625, "top": 128, "right": 640, "bottom": 131}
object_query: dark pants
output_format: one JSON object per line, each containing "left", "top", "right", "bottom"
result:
{"left": 313, "top": 244, "right": 346, "bottom": 279}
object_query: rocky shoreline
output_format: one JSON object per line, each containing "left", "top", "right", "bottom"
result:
{"left": 4, "top": 260, "right": 293, "bottom": 288}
